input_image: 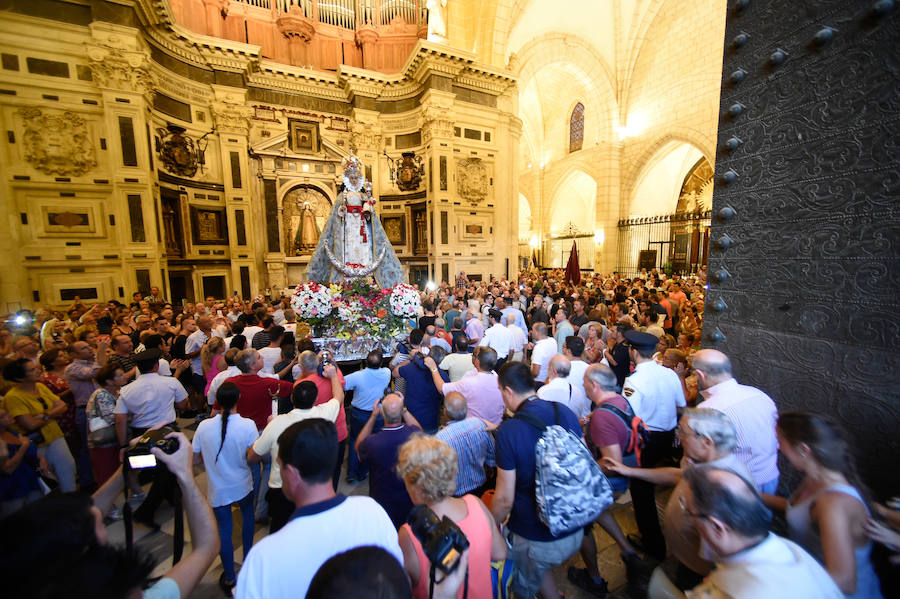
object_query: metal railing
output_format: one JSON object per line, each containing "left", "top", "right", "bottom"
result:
{"left": 616, "top": 211, "right": 711, "bottom": 278}
{"left": 237, "top": 0, "right": 427, "bottom": 29}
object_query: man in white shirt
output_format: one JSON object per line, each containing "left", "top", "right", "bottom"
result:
{"left": 114, "top": 350, "right": 189, "bottom": 527}
{"left": 248, "top": 369, "right": 342, "bottom": 533}
{"left": 537, "top": 355, "right": 588, "bottom": 419}
{"left": 682, "top": 466, "right": 842, "bottom": 599}
{"left": 242, "top": 314, "right": 263, "bottom": 346}
{"left": 621, "top": 330, "right": 686, "bottom": 560}
{"left": 496, "top": 296, "right": 528, "bottom": 337}
{"left": 259, "top": 325, "right": 285, "bottom": 374}
{"left": 528, "top": 322, "right": 557, "bottom": 387}
{"left": 693, "top": 349, "right": 779, "bottom": 494}
{"left": 237, "top": 418, "right": 402, "bottom": 599}
{"left": 506, "top": 312, "right": 527, "bottom": 362}
{"left": 562, "top": 335, "right": 589, "bottom": 400}
{"left": 479, "top": 308, "right": 513, "bottom": 368}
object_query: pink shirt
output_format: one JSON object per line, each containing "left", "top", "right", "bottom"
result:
{"left": 442, "top": 371, "right": 505, "bottom": 425}
{"left": 697, "top": 378, "right": 779, "bottom": 486}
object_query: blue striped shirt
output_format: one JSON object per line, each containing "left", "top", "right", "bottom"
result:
{"left": 436, "top": 417, "right": 496, "bottom": 495}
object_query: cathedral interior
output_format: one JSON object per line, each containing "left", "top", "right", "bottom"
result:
{"left": 0, "top": 0, "right": 897, "bottom": 492}
{"left": 0, "top": 0, "right": 729, "bottom": 305}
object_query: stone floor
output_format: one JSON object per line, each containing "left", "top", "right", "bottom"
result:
{"left": 106, "top": 417, "right": 645, "bottom": 598}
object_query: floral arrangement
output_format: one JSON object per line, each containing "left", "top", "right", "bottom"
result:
{"left": 389, "top": 283, "right": 421, "bottom": 318}
{"left": 290, "top": 278, "right": 418, "bottom": 339}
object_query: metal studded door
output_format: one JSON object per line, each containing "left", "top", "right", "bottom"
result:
{"left": 706, "top": 0, "right": 899, "bottom": 496}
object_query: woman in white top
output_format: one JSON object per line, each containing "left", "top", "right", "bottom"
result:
{"left": 193, "top": 381, "right": 259, "bottom": 593}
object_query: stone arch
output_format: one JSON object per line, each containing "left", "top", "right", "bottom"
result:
{"left": 622, "top": 128, "right": 715, "bottom": 205}
{"left": 627, "top": 138, "right": 707, "bottom": 217}
{"left": 513, "top": 33, "right": 618, "bottom": 159}
{"left": 547, "top": 169, "right": 597, "bottom": 233}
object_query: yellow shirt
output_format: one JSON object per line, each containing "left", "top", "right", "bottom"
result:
{"left": 2, "top": 383, "right": 64, "bottom": 445}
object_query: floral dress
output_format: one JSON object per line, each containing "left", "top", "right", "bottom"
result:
{"left": 40, "top": 372, "right": 78, "bottom": 452}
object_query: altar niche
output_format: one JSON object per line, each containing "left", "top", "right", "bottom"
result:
{"left": 282, "top": 185, "right": 332, "bottom": 256}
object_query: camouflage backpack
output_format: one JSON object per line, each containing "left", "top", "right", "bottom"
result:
{"left": 515, "top": 402, "right": 614, "bottom": 536}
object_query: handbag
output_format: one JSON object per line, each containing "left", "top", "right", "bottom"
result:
{"left": 87, "top": 396, "right": 117, "bottom": 446}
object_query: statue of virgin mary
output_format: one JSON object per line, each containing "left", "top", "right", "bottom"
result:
{"left": 306, "top": 152, "right": 403, "bottom": 286}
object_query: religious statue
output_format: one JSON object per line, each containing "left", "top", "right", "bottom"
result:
{"left": 294, "top": 201, "right": 320, "bottom": 252}
{"left": 426, "top": 0, "right": 448, "bottom": 41}
{"left": 306, "top": 152, "right": 403, "bottom": 286}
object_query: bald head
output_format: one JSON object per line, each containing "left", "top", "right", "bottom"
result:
{"left": 548, "top": 354, "right": 571, "bottom": 379}
{"left": 692, "top": 349, "right": 733, "bottom": 388}
{"left": 381, "top": 393, "right": 405, "bottom": 424}
{"left": 505, "top": 312, "right": 516, "bottom": 326}
{"left": 683, "top": 466, "right": 771, "bottom": 543}
{"left": 444, "top": 391, "right": 467, "bottom": 421}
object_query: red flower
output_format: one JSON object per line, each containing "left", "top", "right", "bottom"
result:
{"left": 376, "top": 309, "right": 387, "bottom": 318}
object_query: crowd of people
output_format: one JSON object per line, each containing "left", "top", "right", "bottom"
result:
{"left": 0, "top": 268, "right": 897, "bottom": 598}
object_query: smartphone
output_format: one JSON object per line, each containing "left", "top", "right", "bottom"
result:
{"left": 128, "top": 453, "right": 158, "bottom": 469}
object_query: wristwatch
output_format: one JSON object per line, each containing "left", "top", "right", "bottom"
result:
{"left": 41, "top": 413, "right": 49, "bottom": 422}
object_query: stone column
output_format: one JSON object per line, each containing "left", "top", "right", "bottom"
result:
{"left": 419, "top": 89, "right": 456, "bottom": 281}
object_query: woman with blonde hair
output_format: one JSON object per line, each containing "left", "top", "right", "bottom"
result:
{"left": 201, "top": 336, "right": 227, "bottom": 395}
{"left": 397, "top": 435, "right": 505, "bottom": 599}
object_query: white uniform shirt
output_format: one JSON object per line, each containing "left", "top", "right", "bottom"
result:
{"left": 622, "top": 360, "right": 685, "bottom": 431}
{"left": 252, "top": 399, "right": 340, "bottom": 489}
{"left": 114, "top": 372, "right": 188, "bottom": 428}
{"left": 185, "top": 329, "right": 210, "bottom": 376}
{"left": 531, "top": 337, "right": 558, "bottom": 383}
{"left": 538, "top": 376, "right": 589, "bottom": 419}
{"left": 479, "top": 323, "right": 513, "bottom": 358}
{"left": 193, "top": 413, "right": 259, "bottom": 507}
{"left": 235, "top": 495, "right": 403, "bottom": 599}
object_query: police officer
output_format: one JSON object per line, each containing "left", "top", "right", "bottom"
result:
{"left": 621, "top": 330, "right": 686, "bottom": 560}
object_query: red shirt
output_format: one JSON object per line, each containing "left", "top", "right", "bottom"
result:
{"left": 216, "top": 374, "right": 294, "bottom": 431}
{"left": 296, "top": 372, "right": 347, "bottom": 441}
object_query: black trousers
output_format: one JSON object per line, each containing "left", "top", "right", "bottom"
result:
{"left": 267, "top": 487, "right": 294, "bottom": 534}
{"left": 630, "top": 429, "right": 676, "bottom": 560}
{"left": 131, "top": 423, "right": 179, "bottom": 522}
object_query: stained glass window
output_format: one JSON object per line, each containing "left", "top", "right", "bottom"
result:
{"left": 569, "top": 102, "right": 584, "bottom": 153}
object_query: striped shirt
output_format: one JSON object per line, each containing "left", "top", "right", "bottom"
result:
{"left": 698, "top": 378, "right": 779, "bottom": 487}
{"left": 436, "top": 417, "right": 496, "bottom": 495}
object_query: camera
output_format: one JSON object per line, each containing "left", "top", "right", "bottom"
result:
{"left": 316, "top": 350, "right": 335, "bottom": 377}
{"left": 406, "top": 505, "right": 469, "bottom": 575}
{"left": 126, "top": 426, "right": 180, "bottom": 469}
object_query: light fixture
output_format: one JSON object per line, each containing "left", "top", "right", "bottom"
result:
{"left": 425, "top": 281, "right": 437, "bottom": 291}
{"left": 529, "top": 235, "right": 539, "bottom": 248}
{"left": 593, "top": 229, "right": 605, "bottom": 245}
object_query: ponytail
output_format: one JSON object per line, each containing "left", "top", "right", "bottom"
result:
{"left": 215, "top": 381, "right": 240, "bottom": 463}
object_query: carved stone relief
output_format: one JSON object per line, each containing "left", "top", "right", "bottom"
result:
{"left": 18, "top": 108, "right": 97, "bottom": 176}
{"left": 85, "top": 34, "right": 155, "bottom": 99}
{"left": 349, "top": 119, "right": 383, "bottom": 152}
{"left": 211, "top": 102, "right": 253, "bottom": 137}
{"left": 456, "top": 157, "right": 489, "bottom": 203}
{"left": 419, "top": 103, "right": 454, "bottom": 144}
